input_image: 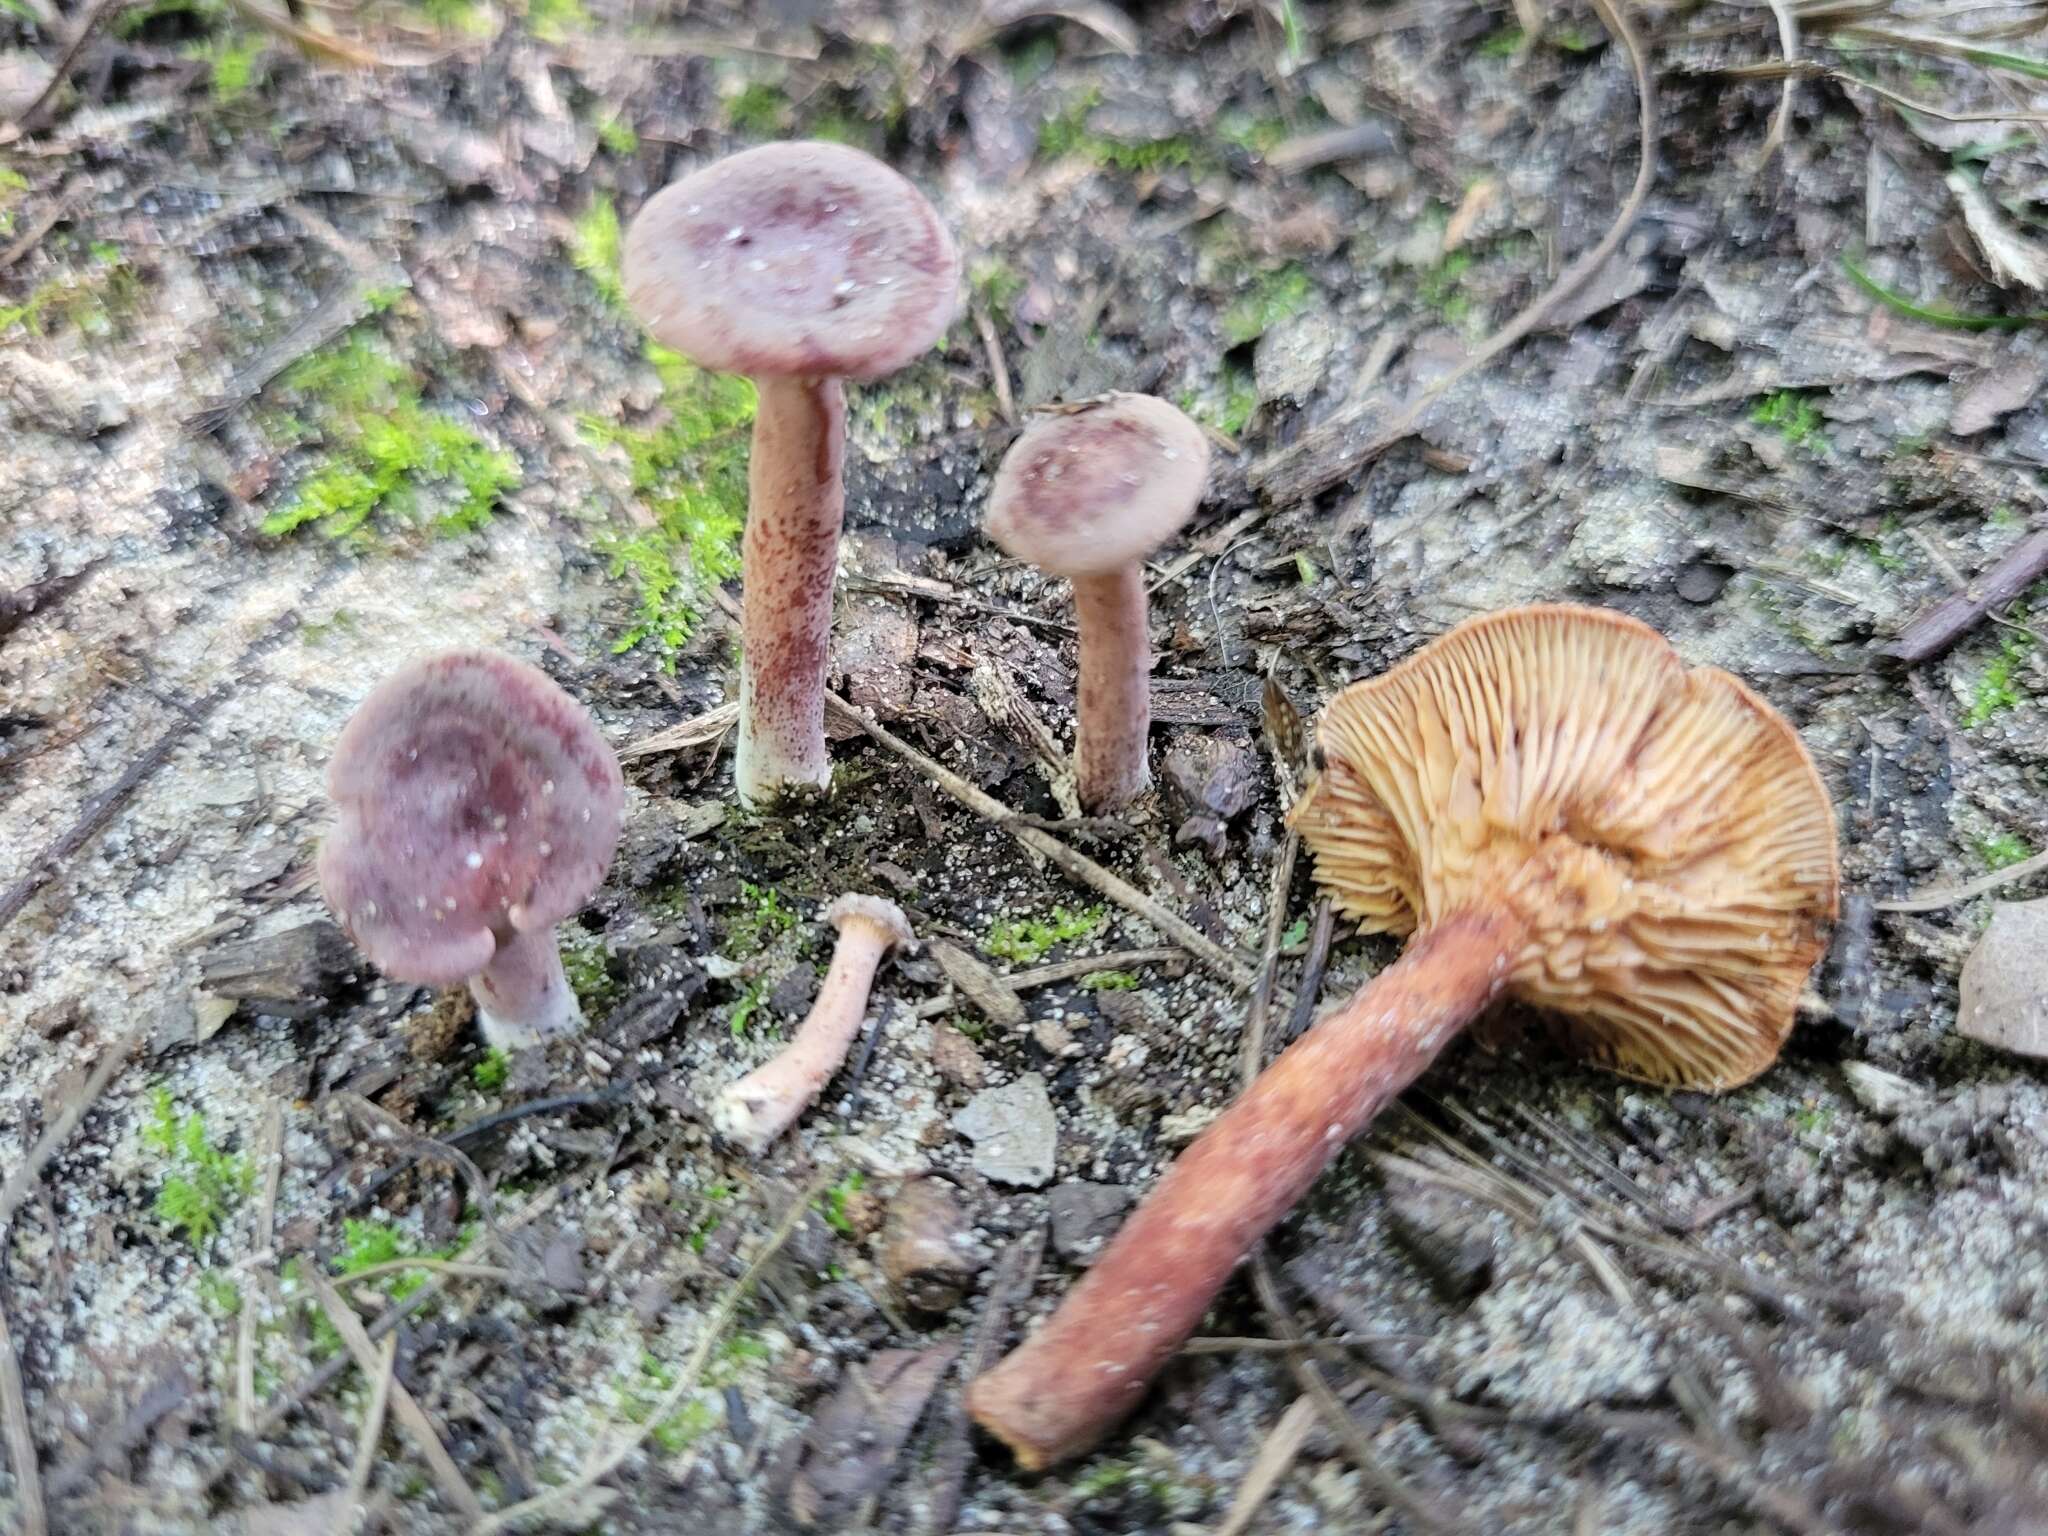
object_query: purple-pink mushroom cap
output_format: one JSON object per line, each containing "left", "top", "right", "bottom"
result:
{"left": 622, "top": 140, "right": 960, "bottom": 381}
{"left": 318, "top": 651, "right": 624, "bottom": 988}
{"left": 985, "top": 394, "right": 1211, "bottom": 579}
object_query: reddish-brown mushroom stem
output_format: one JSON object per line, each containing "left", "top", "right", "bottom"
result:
{"left": 713, "top": 894, "right": 913, "bottom": 1154}
{"left": 965, "top": 909, "right": 1520, "bottom": 1469}
{"left": 1071, "top": 566, "right": 1152, "bottom": 812}
{"left": 739, "top": 375, "right": 847, "bottom": 799}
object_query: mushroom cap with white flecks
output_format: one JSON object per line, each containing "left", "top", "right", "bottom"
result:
{"left": 984, "top": 394, "right": 1210, "bottom": 579}
{"left": 318, "top": 651, "right": 624, "bottom": 987}
{"left": 622, "top": 141, "right": 959, "bottom": 381}
{"left": 1290, "top": 605, "right": 1840, "bottom": 1091}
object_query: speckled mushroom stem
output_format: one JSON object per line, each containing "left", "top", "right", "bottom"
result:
{"left": 967, "top": 908, "right": 1525, "bottom": 1469}
{"left": 470, "top": 925, "right": 583, "bottom": 1052}
{"left": 1071, "top": 565, "right": 1152, "bottom": 812}
{"left": 712, "top": 915, "right": 894, "bottom": 1155}
{"left": 738, "top": 375, "right": 847, "bottom": 807}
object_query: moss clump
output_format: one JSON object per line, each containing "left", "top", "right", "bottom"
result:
{"left": 620, "top": 1354, "right": 721, "bottom": 1453}
{"left": 1039, "top": 91, "right": 1198, "bottom": 174}
{"left": 524, "top": 0, "right": 589, "bottom": 39}
{"left": 1978, "top": 831, "right": 2033, "bottom": 870}
{"left": 144, "top": 1088, "right": 253, "bottom": 1249}
{"left": 473, "top": 1047, "right": 510, "bottom": 1091}
{"left": 259, "top": 330, "right": 519, "bottom": 542}
{"left": 818, "top": 1170, "right": 867, "bottom": 1235}
{"left": 571, "top": 195, "right": 626, "bottom": 309}
{"left": 1965, "top": 627, "right": 2034, "bottom": 728}
{"left": 1179, "top": 363, "right": 1259, "bottom": 437}
{"left": 985, "top": 905, "right": 1106, "bottom": 966}
{"left": 725, "top": 80, "right": 790, "bottom": 136}
{"left": 559, "top": 927, "right": 619, "bottom": 1013}
{"left": 1416, "top": 247, "right": 1475, "bottom": 325}
{"left": 1079, "top": 969, "right": 1139, "bottom": 992}
{"left": 1222, "top": 264, "right": 1312, "bottom": 346}
{"left": 0, "top": 239, "right": 139, "bottom": 339}
{"left": 1751, "top": 390, "right": 1831, "bottom": 452}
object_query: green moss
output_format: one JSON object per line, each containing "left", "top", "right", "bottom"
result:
{"left": 1005, "top": 33, "right": 1058, "bottom": 85}
{"left": 686, "top": 1184, "right": 733, "bottom": 1253}
{"left": 728, "top": 880, "right": 798, "bottom": 955}
{"left": 1280, "top": 914, "right": 1309, "bottom": 947}
{"left": 559, "top": 927, "right": 619, "bottom": 1013}
{"left": 971, "top": 257, "right": 1025, "bottom": 321}
{"left": 985, "top": 905, "right": 1106, "bottom": 966}
{"left": 1178, "top": 363, "right": 1259, "bottom": 437}
{"left": 727, "top": 975, "right": 771, "bottom": 1037}
{"left": 1079, "top": 970, "right": 1139, "bottom": 992}
{"left": 0, "top": 238, "right": 137, "bottom": 338}
{"left": 1965, "top": 628, "right": 2034, "bottom": 728}
{"left": 620, "top": 1354, "right": 721, "bottom": 1454}
{"left": 1416, "top": 248, "right": 1475, "bottom": 325}
{"left": 597, "top": 117, "right": 639, "bottom": 155}
{"left": 1478, "top": 25, "right": 1524, "bottom": 57}
{"left": 725, "top": 81, "right": 790, "bottom": 136}
{"left": 571, "top": 195, "right": 626, "bottom": 309}
{"left": 143, "top": 1088, "right": 253, "bottom": 1249}
{"left": 259, "top": 331, "right": 519, "bottom": 542}
{"left": 1039, "top": 91, "right": 1200, "bottom": 175}
{"left": 1222, "top": 265, "right": 1312, "bottom": 346}
{"left": 818, "top": 1171, "right": 866, "bottom": 1236}
{"left": 1216, "top": 110, "right": 1292, "bottom": 156}
{"left": 1978, "top": 831, "right": 2033, "bottom": 870}
{"left": 1751, "top": 390, "right": 1831, "bottom": 452}
{"left": 524, "top": 0, "right": 589, "bottom": 39}
{"left": 201, "top": 30, "right": 263, "bottom": 102}
{"left": 196, "top": 1270, "right": 242, "bottom": 1316}
{"left": 473, "top": 1048, "right": 510, "bottom": 1091}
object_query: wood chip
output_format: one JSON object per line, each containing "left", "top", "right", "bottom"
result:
{"left": 930, "top": 940, "right": 1027, "bottom": 1031}
{"left": 1957, "top": 898, "right": 2048, "bottom": 1058}
{"left": 1948, "top": 171, "right": 2048, "bottom": 291}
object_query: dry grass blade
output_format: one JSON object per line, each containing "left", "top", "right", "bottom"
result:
{"left": 221, "top": 0, "right": 444, "bottom": 67}
{"left": 474, "top": 1170, "right": 831, "bottom": 1533}
{"left": 310, "top": 1274, "right": 485, "bottom": 1523}
{"left": 1876, "top": 847, "right": 2048, "bottom": 911}
{"left": 0, "top": 1029, "right": 141, "bottom": 1233}
{"left": 0, "top": 1285, "right": 44, "bottom": 1536}
{"left": 1210, "top": 1394, "right": 1318, "bottom": 1536}
{"left": 331, "top": 1335, "right": 398, "bottom": 1536}
{"left": 620, "top": 701, "right": 740, "bottom": 761}
{"left": 1763, "top": 0, "right": 1801, "bottom": 158}
{"left": 237, "top": 1101, "right": 284, "bottom": 1437}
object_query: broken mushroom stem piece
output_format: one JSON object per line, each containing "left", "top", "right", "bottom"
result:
{"left": 623, "top": 141, "right": 960, "bottom": 808}
{"left": 713, "top": 894, "right": 915, "bottom": 1155}
{"left": 985, "top": 394, "right": 1210, "bottom": 813}
{"left": 967, "top": 605, "right": 1841, "bottom": 1469}
{"left": 318, "top": 651, "right": 625, "bottom": 1053}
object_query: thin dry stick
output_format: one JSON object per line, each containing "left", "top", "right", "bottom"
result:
{"left": 473, "top": 1170, "right": 831, "bottom": 1533}
{"left": 0, "top": 1029, "right": 141, "bottom": 1232}
{"left": 1251, "top": 0, "right": 1656, "bottom": 503}
{"left": 1761, "top": 0, "right": 1800, "bottom": 159}
{"left": 311, "top": 1274, "right": 485, "bottom": 1524}
{"left": 237, "top": 1100, "right": 284, "bottom": 1437}
{"left": 973, "top": 303, "right": 1017, "bottom": 423}
{"left": 825, "top": 693, "right": 1255, "bottom": 989}
{"left": 1211, "top": 1394, "right": 1318, "bottom": 1536}
{"left": 332, "top": 1259, "right": 519, "bottom": 1288}
{"left": 0, "top": 1283, "right": 44, "bottom": 1536}
{"left": 1876, "top": 847, "right": 2048, "bottom": 912}
{"left": 331, "top": 1335, "right": 398, "bottom": 1536}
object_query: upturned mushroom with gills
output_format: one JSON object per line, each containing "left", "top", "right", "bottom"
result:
{"left": 966, "top": 605, "right": 1840, "bottom": 1468}
{"left": 623, "top": 141, "right": 960, "bottom": 807}
{"left": 712, "top": 894, "right": 915, "bottom": 1155}
{"left": 983, "top": 394, "right": 1210, "bottom": 812}
{"left": 318, "top": 651, "right": 625, "bottom": 1052}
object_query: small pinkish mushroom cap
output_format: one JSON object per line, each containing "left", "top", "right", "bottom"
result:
{"left": 984, "top": 394, "right": 1211, "bottom": 579}
{"left": 622, "top": 141, "right": 960, "bottom": 381}
{"left": 317, "top": 651, "right": 624, "bottom": 988}
{"left": 823, "top": 892, "right": 915, "bottom": 951}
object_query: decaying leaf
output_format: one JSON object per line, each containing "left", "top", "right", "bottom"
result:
{"left": 1947, "top": 173, "right": 2048, "bottom": 292}
{"left": 1958, "top": 898, "right": 2048, "bottom": 1059}
{"left": 783, "top": 1344, "right": 958, "bottom": 1528}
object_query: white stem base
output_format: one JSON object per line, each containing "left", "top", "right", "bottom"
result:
{"left": 469, "top": 925, "right": 584, "bottom": 1051}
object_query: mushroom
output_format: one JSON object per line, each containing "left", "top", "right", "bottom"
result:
{"left": 622, "top": 142, "right": 960, "bottom": 807}
{"left": 967, "top": 605, "right": 1840, "bottom": 1467}
{"left": 984, "top": 394, "right": 1210, "bottom": 812}
{"left": 713, "top": 894, "right": 915, "bottom": 1154}
{"left": 318, "top": 651, "right": 625, "bottom": 1052}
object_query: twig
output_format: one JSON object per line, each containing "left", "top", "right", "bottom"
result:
{"left": 826, "top": 693, "right": 1255, "bottom": 989}
{"left": 237, "top": 1101, "right": 284, "bottom": 1437}
{"left": 331, "top": 1335, "right": 397, "bottom": 1536}
{"left": 1248, "top": 0, "right": 1657, "bottom": 505}
{"left": 1875, "top": 847, "right": 2048, "bottom": 913}
{"left": 1282, "top": 898, "right": 1334, "bottom": 1043}
{"left": 331, "top": 1258, "right": 519, "bottom": 1288}
{"left": 344, "top": 1085, "right": 631, "bottom": 1212}
{"left": 310, "top": 1275, "right": 485, "bottom": 1524}
{"left": 1181, "top": 1333, "right": 1427, "bottom": 1355}
{"left": 0, "top": 0, "right": 127, "bottom": 139}
{"left": 1210, "top": 1394, "right": 1317, "bottom": 1536}
{"left": 973, "top": 302, "right": 1016, "bottom": 424}
{"left": 0, "top": 1283, "right": 44, "bottom": 1536}
{"left": 923, "top": 1224, "right": 1047, "bottom": 1536}
{"left": 1705, "top": 58, "right": 2048, "bottom": 125}
{"left": 185, "top": 273, "right": 399, "bottom": 434}
{"left": 473, "top": 1171, "right": 831, "bottom": 1532}
{"left": 1883, "top": 528, "right": 2048, "bottom": 663}
{"left": 0, "top": 1030, "right": 141, "bottom": 1233}
{"left": 1761, "top": 0, "right": 1800, "bottom": 160}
